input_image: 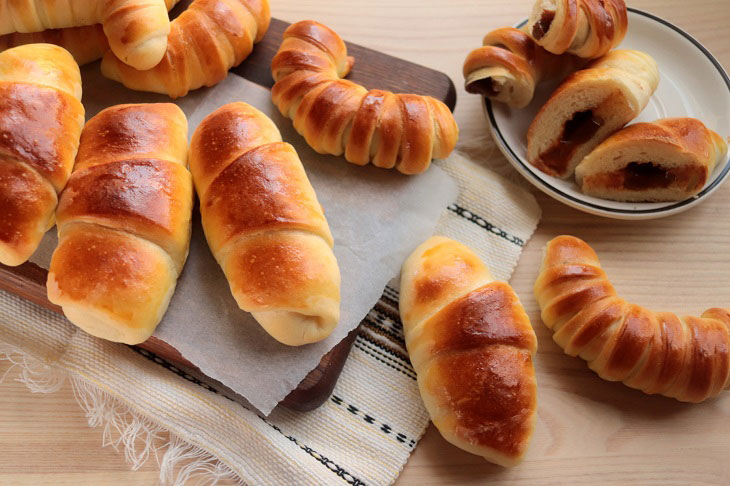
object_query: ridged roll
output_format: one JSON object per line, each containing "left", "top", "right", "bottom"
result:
{"left": 271, "top": 20, "right": 458, "bottom": 174}
{"left": 400, "top": 236, "right": 537, "bottom": 466}
{"left": 189, "top": 102, "right": 341, "bottom": 346}
{"left": 535, "top": 235, "right": 730, "bottom": 403}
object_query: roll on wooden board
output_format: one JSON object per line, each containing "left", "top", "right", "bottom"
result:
{"left": 47, "top": 103, "right": 193, "bottom": 345}
{"left": 189, "top": 102, "right": 340, "bottom": 346}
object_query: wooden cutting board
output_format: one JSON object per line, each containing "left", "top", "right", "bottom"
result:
{"left": 0, "top": 17, "right": 456, "bottom": 412}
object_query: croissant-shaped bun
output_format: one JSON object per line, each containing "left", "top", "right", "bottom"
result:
{"left": 0, "top": 0, "right": 179, "bottom": 70}
{"left": 0, "top": 25, "right": 109, "bottom": 66}
{"left": 190, "top": 102, "right": 340, "bottom": 346}
{"left": 400, "top": 236, "right": 537, "bottom": 466}
{"left": 463, "top": 27, "right": 582, "bottom": 108}
{"left": 271, "top": 20, "right": 458, "bottom": 175}
{"left": 527, "top": 49, "right": 659, "bottom": 179}
{"left": 535, "top": 235, "right": 730, "bottom": 403}
{"left": 575, "top": 118, "right": 728, "bottom": 202}
{"left": 47, "top": 103, "right": 192, "bottom": 345}
{"left": 101, "top": 0, "right": 271, "bottom": 98}
{"left": 0, "top": 44, "right": 84, "bottom": 266}
{"left": 528, "top": 0, "right": 628, "bottom": 59}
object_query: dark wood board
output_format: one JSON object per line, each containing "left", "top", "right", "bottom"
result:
{"left": 0, "top": 16, "right": 456, "bottom": 412}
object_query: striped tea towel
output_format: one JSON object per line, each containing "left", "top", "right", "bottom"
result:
{"left": 0, "top": 148, "right": 541, "bottom": 485}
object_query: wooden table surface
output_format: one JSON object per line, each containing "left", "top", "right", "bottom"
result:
{"left": 2, "top": 0, "right": 730, "bottom": 484}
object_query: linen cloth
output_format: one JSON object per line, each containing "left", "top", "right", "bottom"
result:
{"left": 0, "top": 148, "right": 541, "bottom": 485}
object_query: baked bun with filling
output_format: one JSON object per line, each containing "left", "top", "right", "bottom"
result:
{"left": 575, "top": 118, "right": 727, "bottom": 201}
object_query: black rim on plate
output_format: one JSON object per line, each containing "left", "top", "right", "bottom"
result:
{"left": 486, "top": 7, "right": 730, "bottom": 215}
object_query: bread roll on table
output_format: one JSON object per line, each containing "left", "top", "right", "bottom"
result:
{"left": 189, "top": 102, "right": 340, "bottom": 346}
{"left": 47, "top": 103, "right": 192, "bottom": 345}
{"left": 0, "top": 44, "right": 84, "bottom": 266}
{"left": 0, "top": 0, "right": 180, "bottom": 66}
{"left": 101, "top": 0, "right": 271, "bottom": 98}
{"left": 535, "top": 235, "right": 730, "bottom": 403}
{"left": 399, "top": 236, "right": 537, "bottom": 466}
{"left": 0, "top": 0, "right": 179, "bottom": 70}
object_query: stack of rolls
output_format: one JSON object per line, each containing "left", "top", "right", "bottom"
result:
{"left": 0, "top": 0, "right": 272, "bottom": 97}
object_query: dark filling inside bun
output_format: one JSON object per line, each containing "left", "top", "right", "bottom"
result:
{"left": 539, "top": 110, "right": 604, "bottom": 174}
{"left": 585, "top": 162, "right": 707, "bottom": 195}
{"left": 532, "top": 10, "right": 555, "bottom": 40}
{"left": 623, "top": 162, "right": 675, "bottom": 190}
{"left": 467, "top": 77, "right": 500, "bottom": 96}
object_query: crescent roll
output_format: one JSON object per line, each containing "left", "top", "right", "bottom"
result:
{"left": 189, "top": 102, "right": 340, "bottom": 346}
{"left": 527, "top": 49, "right": 659, "bottom": 179}
{"left": 101, "top": 0, "right": 271, "bottom": 98}
{"left": 463, "top": 27, "right": 582, "bottom": 108}
{"left": 400, "top": 236, "right": 537, "bottom": 467}
{"left": 528, "top": 0, "right": 628, "bottom": 59}
{"left": 0, "top": 0, "right": 179, "bottom": 70}
{"left": 271, "top": 20, "right": 459, "bottom": 175}
{"left": 0, "top": 44, "right": 84, "bottom": 266}
{"left": 47, "top": 104, "right": 192, "bottom": 345}
{"left": 535, "top": 235, "right": 730, "bottom": 403}
{"left": 575, "top": 118, "right": 728, "bottom": 201}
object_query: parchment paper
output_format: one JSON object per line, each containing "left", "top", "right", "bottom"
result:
{"left": 30, "top": 66, "right": 459, "bottom": 415}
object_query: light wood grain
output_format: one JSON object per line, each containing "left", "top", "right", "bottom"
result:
{"left": 2, "top": 0, "right": 730, "bottom": 484}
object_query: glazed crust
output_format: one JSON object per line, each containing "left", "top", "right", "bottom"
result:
{"left": 56, "top": 159, "right": 193, "bottom": 271}
{"left": 0, "top": 159, "right": 57, "bottom": 265}
{"left": 101, "top": 0, "right": 271, "bottom": 98}
{"left": 575, "top": 118, "right": 728, "bottom": 201}
{"left": 399, "top": 236, "right": 537, "bottom": 467}
{"left": 271, "top": 20, "right": 458, "bottom": 174}
{"left": 0, "top": 44, "right": 83, "bottom": 266}
{"left": 534, "top": 235, "right": 730, "bottom": 403}
{"left": 463, "top": 27, "right": 583, "bottom": 108}
{"left": 47, "top": 222, "right": 178, "bottom": 344}
{"left": 0, "top": 0, "right": 179, "bottom": 70}
{"left": 73, "top": 102, "right": 189, "bottom": 171}
{"left": 47, "top": 103, "right": 192, "bottom": 345}
{"left": 528, "top": 0, "right": 628, "bottom": 59}
{"left": 189, "top": 102, "right": 340, "bottom": 347}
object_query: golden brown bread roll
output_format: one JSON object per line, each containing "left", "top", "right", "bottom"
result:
{"left": 535, "top": 235, "right": 730, "bottom": 403}
{"left": 399, "top": 236, "right": 537, "bottom": 466}
{"left": 463, "top": 27, "right": 583, "bottom": 108}
{"left": 0, "top": 25, "right": 109, "bottom": 66}
{"left": 0, "top": 44, "right": 84, "bottom": 266}
{"left": 47, "top": 103, "right": 192, "bottom": 345}
{"left": 527, "top": 49, "right": 659, "bottom": 179}
{"left": 101, "top": 0, "right": 271, "bottom": 98}
{"left": 0, "top": 0, "right": 177, "bottom": 67}
{"left": 189, "top": 102, "right": 340, "bottom": 346}
{"left": 271, "top": 20, "right": 459, "bottom": 175}
{"left": 575, "top": 118, "right": 728, "bottom": 201}
{"left": 528, "top": 0, "right": 628, "bottom": 59}
{"left": 0, "top": 0, "right": 179, "bottom": 70}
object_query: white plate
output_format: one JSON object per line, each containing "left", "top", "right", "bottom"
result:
{"left": 484, "top": 8, "right": 730, "bottom": 219}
